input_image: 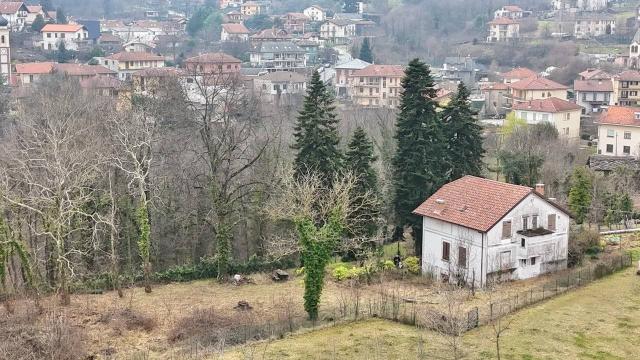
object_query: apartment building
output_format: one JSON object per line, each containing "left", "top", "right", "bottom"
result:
{"left": 350, "top": 64, "right": 404, "bottom": 108}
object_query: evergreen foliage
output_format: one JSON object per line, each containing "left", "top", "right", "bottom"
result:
{"left": 56, "top": 7, "right": 66, "bottom": 24}
{"left": 56, "top": 41, "right": 72, "bottom": 63}
{"left": 136, "top": 203, "right": 152, "bottom": 292}
{"left": 568, "top": 167, "right": 592, "bottom": 225}
{"left": 292, "top": 71, "right": 341, "bottom": 186}
{"left": 359, "top": 37, "right": 373, "bottom": 63}
{"left": 187, "top": 6, "right": 216, "bottom": 36}
{"left": 391, "top": 58, "right": 444, "bottom": 255}
{"left": 31, "top": 14, "right": 46, "bottom": 32}
{"left": 343, "top": 0, "right": 359, "bottom": 13}
{"left": 441, "top": 82, "right": 484, "bottom": 181}
{"left": 40, "top": 0, "right": 54, "bottom": 11}
{"left": 215, "top": 222, "right": 231, "bottom": 281}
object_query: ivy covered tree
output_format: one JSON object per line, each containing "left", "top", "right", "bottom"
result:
{"left": 359, "top": 37, "right": 373, "bottom": 63}
{"left": 441, "top": 82, "right": 484, "bottom": 181}
{"left": 292, "top": 71, "right": 341, "bottom": 185}
{"left": 392, "top": 58, "right": 444, "bottom": 255}
{"left": 344, "top": 126, "right": 379, "bottom": 237}
{"left": 568, "top": 166, "right": 592, "bottom": 225}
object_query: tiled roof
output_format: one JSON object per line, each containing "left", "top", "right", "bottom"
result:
{"left": 15, "top": 62, "right": 55, "bottom": 74}
{"left": 500, "top": 67, "right": 536, "bottom": 80}
{"left": 222, "top": 23, "right": 249, "bottom": 34}
{"left": 106, "top": 51, "right": 165, "bottom": 62}
{"left": 587, "top": 155, "right": 640, "bottom": 172}
{"left": 41, "top": 24, "right": 85, "bottom": 33}
{"left": 597, "top": 106, "right": 640, "bottom": 127}
{"left": 133, "top": 67, "right": 184, "bottom": 77}
{"left": 251, "top": 28, "right": 290, "bottom": 40}
{"left": 98, "top": 33, "right": 123, "bottom": 43}
{"left": 257, "top": 71, "right": 306, "bottom": 82}
{"left": 573, "top": 79, "right": 612, "bottom": 92}
{"left": 614, "top": 70, "right": 640, "bottom": 81}
{"left": 79, "top": 75, "right": 122, "bottom": 89}
{"left": 503, "top": 5, "right": 523, "bottom": 12}
{"left": 184, "top": 52, "right": 241, "bottom": 63}
{"left": 579, "top": 68, "right": 611, "bottom": 80}
{"left": 26, "top": 5, "right": 42, "bottom": 13}
{"left": 335, "top": 58, "right": 371, "bottom": 70}
{"left": 54, "top": 63, "right": 115, "bottom": 76}
{"left": 509, "top": 76, "right": 568, "bottom": 91}
{"left": 412, "top": 176, "right": 536, "bottom": 232}
{"left": 352, "top": 64, "right": 405, "bottom": 77}
{"left": 0, "top": 2, "right": 26, "bottom": 14}
{"left": 489, "top": 17, "right": 518, "bottom": 25}
{"left": 512, "top": 97, "right": 582, "bottom": 113}
{"left": 480, "top": 82, "right": 509, "bottom": 91}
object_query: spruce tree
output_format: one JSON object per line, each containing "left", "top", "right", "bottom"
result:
{"left": 441, "top": 82, "right": 484, "bottom": 181}
{"left": 359, "top": 38, "right": 373, "bottom": 63}
{"left": 392, "top": 58, "right": 444, "bottom": 255}
{"left": 568, "top": 167, "right": 592, "bottom": 225}
{"left": 293, "top": 71, "right": 341, "bottom": 185}
{"left": 344, "top": 126, "right": 379, "bottom": 237}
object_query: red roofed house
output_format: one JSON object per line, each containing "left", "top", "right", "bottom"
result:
{"left": 14, "top": 62, "right": 116, "bottom": 85}
{"left": 574, "top": 78, "right": 613, "bottom": 114}
{"left": 184, "top": 52, "right": 241, "bottom": 75}
{"left": 494, "top": 5, "right": 524, "bottom": 20}
{"left": 221, "top": 23, "right": 250, "bottom": 42}
{"left": 105, "top": 51, "right": 166, "bottom": 80}
{"left": 350, "top": 64, "right": 404, "bottom": 108}
{"left": 508, "top": 76, "right": 568, "bottom": 104}
{"left": 597, "top": 106, "right": 640, "bottom": 157}
{"left": 413, "top": 175, "right": 570, "bottom": 287}
{"left": 41, "top": 23, "right": 89, "bottom": 51}
{"left": 500, "top": 67, "right": 537, "bottom": 84}
{"left": 511, "top": 97, "right": 582, "bottom": 138}
{"left": 612, "top": 70, "right": 640, "bottom": 107}
{"left": 0, "top": 2, "right": 28, "bottom": 31}
{"left": 14, "top": 62, "right": 54, "bottom": 85}
{"left": 487, "top": 17, "right": 519, "bottom": 43}
{"left": 282, "top": 13, "right": 309, "bottom": 33}
{"left": 25, "top": 5, "right": 44, "bottom": 26}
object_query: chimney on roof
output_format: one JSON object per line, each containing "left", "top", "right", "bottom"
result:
{"left": 433, "top": 199, "right": 446, "bottom": 215}
{"left": 535, "top": 183, "right": 545, "bottom": 196}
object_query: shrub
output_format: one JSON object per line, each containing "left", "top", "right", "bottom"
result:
{"left": 568, "top": 229, "right": 601, "bottom": 267}
{"left": 332, "top": 264, "right": 350, "bottom": 281}
{"left": 382, "top": 260, "right": 395, "bottom": 270}
{"left": 404, "top": 256, "right": 421, "bottom": 274}
{"left": 295, "top": 267, "right": 305, "bottom": 276}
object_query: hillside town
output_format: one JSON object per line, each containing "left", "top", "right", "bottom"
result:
{"left": 0, "top": 0, "right": 640, "bottom": 359}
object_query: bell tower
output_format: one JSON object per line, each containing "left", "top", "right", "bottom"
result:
{"left": 0, "top": 16, "right": 10, "bottom": 84}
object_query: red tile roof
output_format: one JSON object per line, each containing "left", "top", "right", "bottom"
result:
{"left": 480, "top": 82, "right": 509, "bottom": 91}
{"left": 413, "top": 176, "right": 535, "bottom": 232}
{"left": 503, "top": 5, "right": 523, "bottom": 12}
{"left": 614, "top": 70, "right": 640, "bottom": 81}
{"left": 106, "top": 51, "right": 165, "bottom": 62}
{"left": 579, "top": 68, "right": 611, "bottom": 80}
{"left": 509, "top": 76, "right": 568, "bottom": 91}
{"left": 597, "top": 106, "right": 640, "bottom": 127}
{"left": 500, "top": 67, "right": 536, "bottom": 80}
{"left": 352, "top": 64, "right": 404, "bottom": 77}
{"left": 489, "top": 17, "right": 518, "bottom": 25}
{"left": 133, "top": 67, "right": 185, "bottom": 77}
{"left": 0, "top": 2, "right": 26, "bottom": 14}
{"left": 41, "top": 24, "right": 85, "bottom": 33}
{"left": 222, "top": 23, "right": 249, "bottom": 34}
{"left": 54, "top": 63, "right": 115, "bottom": 76}
{"left": 573, "top": 79, "right": 612, "bottom": 92}
{"left": 15, "top": 62, "right": 55, "bottom": 74}
{"left": 512, "top": 97, "right": 582, "bottom": 113}
{"left": 185, "top": 52, "right": 241, "bottom": 64}
{"left": 79, "top": 75, "right": 122, "bottom": 89}
{"left": 26, "top": 5, "right": 42, "bottom": 13}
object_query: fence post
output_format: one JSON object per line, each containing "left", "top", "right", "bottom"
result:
{"left": 530, "top": 288, "right": 533, "bottom": 304}
{"left": 490, "top": 303, "right": 493, "bottom": 320}
{"left": 578, "top": 269, "right": 581, "bottom": 286}
{"left": 555, "top": 279, "right": 558, "bottom": 295}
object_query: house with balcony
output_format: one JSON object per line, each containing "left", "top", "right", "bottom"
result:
{"left": 508, "top": 76, "right": 568, "bottom": 105}
{"left": 487, "top": 17, "right": 519, "bottom": 43}
{"left": 499, "top": 67, "right": 537, "bottom": 84}
{"left": 282, "top": 13, "right": 309, "bottom": 33}
{"left": 578, "top": 68, "right": 611, "bottom": 81}
{"left": 350, "top": 64, "right": 404, "bottom": 108}
{"left": 105, "top": 51, "right": 166, "bottom": 80}
{"left": 511, "top": 97, "right": 582, "bottom": 138}
{"left": 184, "top": 52, "right": 241, "bottom": 76}
{"left": 320, "top": 19, "right": 356, "bottom": 45}
{"left": 596, "top": 106, "right": 640, "bottom": 157}
{"left": 240, "top": 1, "right": 269, "bottom": 17}
{"left": 414, "top": 176, "right": 570, "bottom": 287}
{"left": 252, "top": 71, "right": 307, "bottom": 103}
{"left": 334, "top": 58, "right": 370, "bottom": 98}
{"left": 249, "top": 41, "right": 306, "bottom": 72}
{"left": 574, "top": 78, "right": 612, "bottom": 114}
{"left": 41, "top": 24, "right": 89, "bottom": 51}
{"left": 612, "top": 70, "right": 640, "bottom": 106}
{"left": 494, "top": 5, "right": 524, "bottom": 20}
{"left": 0, "top": 2, "right": 28, "bottom": 31}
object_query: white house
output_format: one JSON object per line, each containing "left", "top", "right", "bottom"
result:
{"left": 511, "top": 97, "right": 583, "bottom": 138}
{"left": 413, "top": 176, "right": 570, "bottom": 287}
{"left": 303, "top": 5, "right": 326, "bottom": 22}
{"left": 494, "top": 5, "right": 523, "bottom": 20}
{"left": 320, "top": 19, "right": 356, "bottom": 45}
{"left": 221, "top": 23, "right": 250, "bottom": 42}
{"left": 597, "top": 106, "right": 640, "bottom": 157}
{"left": 41, "top": 24, "right": 89, "bottom": 51}
{"left": 0, "top": 2, "right": 28, "bottom": 31}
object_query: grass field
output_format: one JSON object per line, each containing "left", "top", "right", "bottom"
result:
{"left": 224, "top": 266, "right": 640, "bottom": 359}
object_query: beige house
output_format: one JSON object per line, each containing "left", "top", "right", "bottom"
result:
{"left": 105, "top": 51, "right": 166, "bottom": 80}
{"left": 574, "top": 15, "right": 615, "bottom": 39}
{"left": 500, "top": 67, "right": 537, "bottom": 84}
{"left": 612, "top": 70, "right": 640, "bottom": 107}
{"left": 508, "top": 76, "right": 568, "bottom": 104}
{"left": 41, "top": 24, "right": 89, "bottom": 51}
{"left": 494, "top": 5, "right": 524, "bottom": 20}
{"left": 487, "top": 17, "right": 519, "bottom": 42}
{"left": 350, "top": 64, "right": 404, "bottom": 108}
{"left": 597, "top": 106, "right": 640, "bottom": 157}
{"left": 512, "top": 97, "right": 582, "bottom": 138}
{"left": 221, "top": 23, "right": 250, "bottom": 42}
{"left": 334, "top": 58, "right": 370, "bottom": 98}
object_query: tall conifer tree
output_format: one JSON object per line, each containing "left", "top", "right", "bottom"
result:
{"left": 392, "top": 59, "right": 444, "bottom": 255}
{"left": 359, "top": 38, "right": 373, "bottom": 63}
{"left": 293, "top": 71, "right": 341, "bottom": 185}
{"left": 441, "top": 82, "right": 485, "bottom": 181}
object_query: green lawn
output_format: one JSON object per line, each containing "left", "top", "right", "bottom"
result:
{"left": 224, "top": 267, "right": 640, "bottom": 359}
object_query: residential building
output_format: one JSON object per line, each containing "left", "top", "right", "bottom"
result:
{"left": 25, "top": 5, "right": 44, "bottom": 25}
{"left": 511, "top": 97, "right": 582, "bottom": 138}
{"left": 508, "top": 76, "right": 568, "bottom": 104}
{"left": 253, "top": 71, "right": 307, "bottom": 103}
{"left": 487, "top": 17, "right": 519, "bottom": 42}
{"left": 440, "top": 56, "right": 480, "bottom": 87}
{"left": 334, "top": 58, "right": 371, "bottom": 98}
{"left": 573, "top": 79, "right": 613, "bottom": 114}
{"left": 0, "top": 2, "right": 27, "bottom": 31}
{"left": 241, "top": 1, "right": 269, "bottom": 17}
{"left": 132, "top": 67, "right": 184, "bottom": 94}
{"left": 304, "top": 5, "right": 326, "bottom": 22}
{"left": 219, "top": 0, "right": 243, "bottom": 9}
{"left": 320, "top": 19, "right": 356, "bottom": 45}
{"left": 184, "top": 52, "right": 241, "bottom": 76}
{"left": 282, "top": 13, "right": 309, "bottom": 33}
{"left": 630, "top": 29, "right": 640, "bottom": 69}
{"left": 14, "top": 62, "right": 115, "bottom": 85}
{"left": 41, "top": 24, "right": 89, "bottom": 51}
{"left": 221, "top": 23, "right": 250, "bottom": 42}
{"left": 494, "top": 5, "right": 524, "bottom": 20}
{"left": 123, "top": 40, "right": 155, "bottom": 53}
{"left": 574, "top": 14, "right": 615, "bottom": 38}
{"left": 249, "top": 41, "right": 306, "bottom": 72}
{"left": 14, "top": 62, "right": 54, "bottom": 85}
{"left": 105, "top": 51, "right": 166, "bottom": 80}
{"left": 0, "top": 16, "right": 9, "bottom": 84}
{"left": 414, "top": 176, "right": 570, "bottom": 287}
{"left": 224, "top": 10, "right": 243, "bottom": 23}
{"left": 350, "top": 64, "right": 404, "bottom": 108}
{"left": 578, "top": 68, "right": 611, "bottom": 80}
{"left": 500, "top": 67, "right": 537, "bottom": 84}
{"left": 576, "top": 0, "right": 608, "bottom": 11}
{"left": 587, "top": 155, "right": 640, "bottom": 175}
{"left": 612, "top": 70, "right": 640, "bottom": 106}
{"left": 480, "top": 82, "right": 509, "bottom": 116}
{"left": 79, "top": 75, "right": 125, "bottom": 98}
{"left": 597, "top": 106, "right": 640, "bottom": 157}
{"left": 108, "top": 26, "right": 155, "bottom": 43}
{"left": 250, "top": 28, "right": 291, "bottom": 44}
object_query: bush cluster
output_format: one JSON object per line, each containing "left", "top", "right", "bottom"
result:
{"left": 404, "top": 256, "right": 421, "bottom": 274}
{"left": 568, "top": 229, "right": 602, "bottom": 267}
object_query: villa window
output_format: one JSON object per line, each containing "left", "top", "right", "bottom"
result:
{"left": 625, "top": 131, "right": 632, "bottom": 139}
{"left": 532, "top": 215, "right": 538, "bottom": 229}
{"left": 442, "top": 241, "right": 450, "bottom": 262}
{"left": 458, "top": 247, "right": 467, "bottom": 268}
{"left": 548, "top": 214, "right": 556, "bottom": 231}
{"left": 522, "top": 216, "right": 529, "bottom": 230}
{"left": 624, "top": 146, "right": 631, "bottom": 155}
{"left": 502, "top": 220, "right": 512, "bottom": 239}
